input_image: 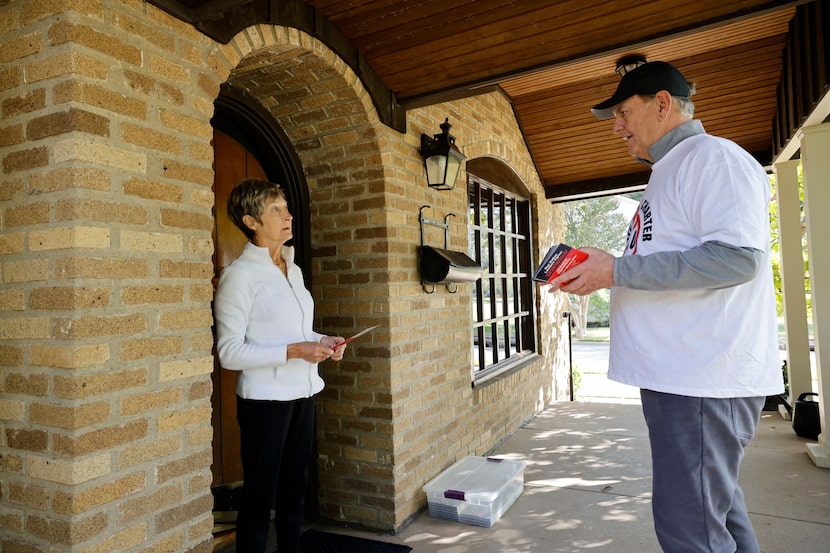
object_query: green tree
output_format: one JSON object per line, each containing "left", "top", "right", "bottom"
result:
{"left": 563, "top": 195, "right": 631, "bottom": 337}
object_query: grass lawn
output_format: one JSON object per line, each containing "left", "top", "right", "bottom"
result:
{"left": 581, "top": 326, "right": 610, "bottom": 342}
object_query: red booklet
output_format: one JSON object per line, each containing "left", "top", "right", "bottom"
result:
{"left": 532, "top": 243, "right": 588, "bottom": 283}
{"left": 332, "top": 324, "right": 380, "bottom": 350}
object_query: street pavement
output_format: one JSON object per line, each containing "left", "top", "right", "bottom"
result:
{"left": 572, "top": 340, "right": 817, "bottom": 404}
{"left": 570, "top": 341, "right": 640, "bottom": 402}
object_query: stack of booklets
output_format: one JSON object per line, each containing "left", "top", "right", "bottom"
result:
{"left": 532, "top": 243, "right": 588, "bottom": 283}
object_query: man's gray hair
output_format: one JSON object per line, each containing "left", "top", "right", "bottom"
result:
{"left": 673, "top": 80, "right": 696, "bottom": 117}
{"left": 674, "top": 96, "right": 695, "bottom": 118}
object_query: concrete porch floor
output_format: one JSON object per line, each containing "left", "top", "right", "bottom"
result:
{"left": 305, "top": 340, "right": 829, "bottom": 552}
{"left": 217, "top": 341, "right": 829, "bottom": 552}
{"left": 310, "top": 399, "right": 829, "bottom": 552}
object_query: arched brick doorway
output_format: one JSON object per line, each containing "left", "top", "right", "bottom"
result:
{"left": 209, "top": 84, "right": 316, "bottom": 518}
{"left": 208, "top": 27, "right": 392, "bottom": 527}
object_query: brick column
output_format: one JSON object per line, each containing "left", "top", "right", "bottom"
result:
{"left": 1, "top": 3, "right": 217, "bottom": 551}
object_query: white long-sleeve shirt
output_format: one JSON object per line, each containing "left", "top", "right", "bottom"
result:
{"left": 214, "top": 242, "right": 325, "bottom": 400}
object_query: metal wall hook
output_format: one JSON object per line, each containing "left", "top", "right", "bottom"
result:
{"left": 419, "top": 205, "right": 450, "bottom": 246}
{"left": 418, "top": 205, "right": 480, "bottom": 292}
{"left": 443, "top": 213, "right": 455, "bottom": 249}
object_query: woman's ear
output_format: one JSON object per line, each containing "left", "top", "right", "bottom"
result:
{"left": 242, "top": 214, "right": 257, "bottom": 231}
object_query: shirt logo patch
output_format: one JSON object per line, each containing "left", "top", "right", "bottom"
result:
{"left": 626, "top": 199, "right": 653, "bottom": 255}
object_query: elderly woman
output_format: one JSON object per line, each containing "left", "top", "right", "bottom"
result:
{"left": 214, "top": 178, "right": 345, "bottom": 553}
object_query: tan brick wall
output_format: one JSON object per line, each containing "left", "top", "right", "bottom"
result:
{"left": 378, "top": 97, "right": 568, "bottom": 526}
{"left": 0, "top": 1, "right": 569, "bottom": 549}
{"left": 1, "top": 2, "right": 216, "bottom": 551}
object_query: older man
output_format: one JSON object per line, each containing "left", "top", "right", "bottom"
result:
{"left": 550, "top": 61, "right": 784, "bottom": 552}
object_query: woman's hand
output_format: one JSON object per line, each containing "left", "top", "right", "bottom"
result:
{"left": 287, "top": 341, "right": 337, "bottom": 363}
{"left": 321, "top": 336, "right": 346, "bottom": 361}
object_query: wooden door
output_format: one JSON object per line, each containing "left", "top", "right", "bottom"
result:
{"left": 211, "top": 129, "right": 268, "bottom": 488}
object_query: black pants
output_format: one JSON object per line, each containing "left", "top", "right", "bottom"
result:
{"left": 235, "top": 395, "right": 315, "bottom": 553}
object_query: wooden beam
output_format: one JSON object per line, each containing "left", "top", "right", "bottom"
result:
{"left": 546, "top": 146, "right": 773, "bottom": 201}
{"left": 545, "top": 171, "right": 651, "bottom": 202}
{"left": 772, "top": 0, "right": 830, "bottom": 162}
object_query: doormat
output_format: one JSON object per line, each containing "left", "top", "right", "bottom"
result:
{"left": 300, "top": 529, "right": 412, "bottom": 553}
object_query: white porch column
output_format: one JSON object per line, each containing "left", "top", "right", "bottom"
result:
{"left": 800, "top": 123, "right": 830, "bottom": 468}
{"left": 773, "top": 160, "right": 813, "bottom": 407}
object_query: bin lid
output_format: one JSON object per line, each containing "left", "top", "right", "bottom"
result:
{"left": 423, "top": 456, "right": 526, "bottom": 502}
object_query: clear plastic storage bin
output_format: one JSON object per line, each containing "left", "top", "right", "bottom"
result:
{"left": 423, "top": 456, "right": 526, "bottom": 527}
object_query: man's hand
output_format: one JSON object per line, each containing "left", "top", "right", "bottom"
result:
{"left": 547, "top": 247, "right": 615, "bottom": 296}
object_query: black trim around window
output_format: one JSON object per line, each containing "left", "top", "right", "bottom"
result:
{"left": 468, "top": 175, "right": 536, "bottom": 381}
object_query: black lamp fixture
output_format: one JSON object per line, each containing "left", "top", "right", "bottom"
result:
{"left": 419, "top": 118, "right": 467, "bottom": 190}
{"left": 615, "top": 54, "right": 647, "bottom": 76}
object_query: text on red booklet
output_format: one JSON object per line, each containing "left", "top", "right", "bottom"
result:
{"left": 532, "top": 244, "right": 589, "bottom": 283}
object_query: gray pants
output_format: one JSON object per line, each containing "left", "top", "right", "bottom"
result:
{"left": 640, "top": 390, "right": 764, "bottom": 553}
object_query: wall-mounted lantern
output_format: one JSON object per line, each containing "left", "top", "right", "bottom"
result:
{"left": 419, "top": 118, "right": 467, "bottom": 190}
{"left": 615, "top": 54, "right": 647, "bottom": 76}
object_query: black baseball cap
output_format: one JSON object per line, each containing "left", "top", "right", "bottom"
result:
{"left": 591, "top": 61, "right": 691, "bottom": 119}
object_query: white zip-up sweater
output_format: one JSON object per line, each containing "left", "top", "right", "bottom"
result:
{"left": 214, "top": 242, "right": 324, "bottom": 400}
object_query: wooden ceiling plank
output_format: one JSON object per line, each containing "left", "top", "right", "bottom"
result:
{"left": 366, "top": 0, "right": 615, "bottom": 75}
{"left": 154, "top": 0, "right": 812, "bottom": 196}
{"left": 325, "top": 0, "right": 539, "bottom": 52}
{"left": 373, "top": 0, "right": 795, "bottom": 97}
{"left": 499, "top": 8, "right": 795, "bottom": 96}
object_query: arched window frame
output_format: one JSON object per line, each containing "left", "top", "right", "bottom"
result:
{"left": 468, "top": 173, "right": 538, "bottom": 383}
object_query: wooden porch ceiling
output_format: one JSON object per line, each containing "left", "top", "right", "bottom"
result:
{"left": 149, "top": 0, "right": 808, "bottom": 200}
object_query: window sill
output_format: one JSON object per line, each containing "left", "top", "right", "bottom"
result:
{"left": 472, "top": 353, "right": 541, "bottom": 388}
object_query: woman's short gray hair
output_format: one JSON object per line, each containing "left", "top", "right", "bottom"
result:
{"left": 227, "top": 178, "right": 286, "bottom": 241}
